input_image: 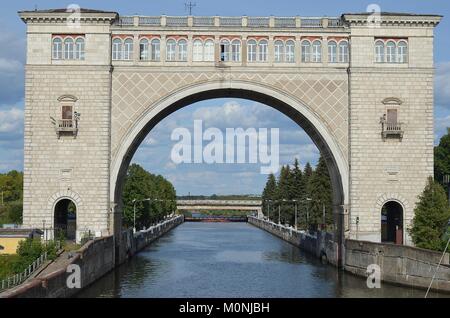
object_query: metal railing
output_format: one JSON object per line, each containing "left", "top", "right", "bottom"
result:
{"left": 57, "top": 119, "right": 75, "bottom": 129}
{"left": 114, "top": 15, "right": 344, "bottom": 29}
{"left": 219, "top": 16, "right": 242, "bottom": 26}
{"left": 274, "top": 17, "right": 296, "bottom": 28}
{"left": 139, "top": 16, "right": 160, "bottom": 26}
{"left": 0, "top": 252, "right": 48, "bottom": 292}
{"left": 301, "top": 18, "right": 323, "bottom": 28}
{"left": 328, "top": 18, "right": 344, "bottom": 27}
{"left": 248, "top": 17, "right": 270, "bottom": 27}
{"left": 166, "top": 16, "right": 188, "bottom": 26}
{"left": 193, "top": 16, "right": 215, "bottom": 26}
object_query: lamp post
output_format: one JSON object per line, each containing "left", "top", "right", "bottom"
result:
{"left": 132, "top": 198, "right": 151, "bottom": 233}
{"left": 293, "top": 199, "right": 298, "bottom": 230}
{"left": 300, "top": 198, "right": 312, "bottom": 228}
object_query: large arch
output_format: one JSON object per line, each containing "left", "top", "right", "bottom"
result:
{"left": 110, "top": 80, "right": 349, "bottom": 243}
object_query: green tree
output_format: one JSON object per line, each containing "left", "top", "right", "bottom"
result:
{"left": 277, "top": 165, "right": 295, "bottom": 224}
{"left": 0, "top": 170, "right": 23, "bottom": 225}
{"left": 435, "top": 128, "right": 450, "bottom": 194}
{"left": 291, "top": 158, "right": 305, "bottom": 201}
{"left": 308, "top": 155, "right": 333, "bottom": 230}
{"left": 262, "top": 173, "right": 277, "bottom": 220}
{"left": 122, "top": 164, "right": 176, "bottom": 230}
{"left": 410, "top": 176, "right": 450, "bottom": 251}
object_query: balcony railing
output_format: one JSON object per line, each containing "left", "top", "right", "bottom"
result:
{"left": 382, "top": 122, "right": 404, "bottom": 141}
{"left": 54, "top": 119, "right": 78, "bottom": 139}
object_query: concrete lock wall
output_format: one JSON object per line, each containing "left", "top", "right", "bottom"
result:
{"left": 1, "top": 216, "right": 183, "bottom": 298}
{"left": 247, "top": 217, "right": 339, "bottom": 266}
{"left": 345, "top": 239, "right": 450, "bottom": 292}
{"left": 249, "top": 216, "right": 450, "bottom": 292}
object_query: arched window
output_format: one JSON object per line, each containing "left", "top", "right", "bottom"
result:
{"left": 285, "top": 40, "right": 295, "bottom": 63}
{"left": 258, "top": 39, "right": 268, "bottom": 62}
{"left": 64, "top": 38, "right": 74, "bottom": 60}
{"left": 338, "top": 41, "right": 349, "bottom": 63}
{"left": 397, "top": 41, "right": 408, "bottom": 63}
{"left": 112, "top": 38, "right": 122, "bottom": 60}
{"left": 178, "top": 39, "right": 188, "bottom": 61}
{"left": 247, "top": 39, "right": 257, "bottom": 62}
{"left": 193, "top": 39, "right": 203, "bottom": 61}
{"left": 140, "top": 39, "right": 149, "bottom": 60}
{"left": 151, "top": 39, "right": 160, "bottom": 61}
{"left": 231, "top": 39, "right": 241, "bottom": 62}
{"left": 312, "top": 40, "right": 322, "bottom": 62}
{"left": 74, "top": 38, "right": 85, "bottom": 60}
{"left": 274, "top": 40, "right": 284, "bottom": 62}
{"left": 301, "top": 40, "right": 311, "bottom": 62}
{"left": 52, "top": 38, "right": 63, "bottom": 60}
{"left": 204, "top": 40, "right": 214, "bottom": 61}
{"left": 375, "top": 40, "right": 385, "bottom": 63}
{"left": 166, "top": 39, "right": 176, "bottom": 61}
{"left": 220, "top": 39, "right": 230, "bottom": 62}
{"left": 328, "top": 41, "right": 337, "bottom": 63}
{"left": 386, "top": 41, "right": 396, "bottom": 63}
{"left": 123, "top": 38, "right": 133, "bottom": 60}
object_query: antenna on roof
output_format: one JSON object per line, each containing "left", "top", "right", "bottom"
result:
{"left": 185, "top": 1, "right": 196, "bottom": 15}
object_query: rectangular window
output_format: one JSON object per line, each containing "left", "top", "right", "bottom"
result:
{"left": 386, "top": 109, "right": 398, "bottom": 124}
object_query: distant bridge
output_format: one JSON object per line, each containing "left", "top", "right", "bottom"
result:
{"left": 176, "top": 200, "right": 262, "bottom": 217}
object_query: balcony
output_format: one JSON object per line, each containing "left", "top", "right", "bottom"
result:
{"left": 54, "top": 119, "right": 78, "bottom": 139}
{"left": 381, "top": 122, "right": 403, "bottom": 141}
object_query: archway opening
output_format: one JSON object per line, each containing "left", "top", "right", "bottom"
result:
{"left": 111, "top": 83, "right": 349, "bottom": 265}
{"left": 54, "top": 199, "right": 77, "bottom": 241}
{"left": 381, "top": 201, "right": 403, "bottom": 245}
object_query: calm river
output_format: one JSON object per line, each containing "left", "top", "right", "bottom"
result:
{"left": 78, "top": 222, "right": 447, "bottom": 298}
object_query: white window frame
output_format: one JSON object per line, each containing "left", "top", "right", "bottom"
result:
{"left": 123, "top": 38, "right": 134, "bottom": 61}
{"left": 204, "top": 39, "right": 215, "bottom": 62}
{"left": 301, "top": 40, "right": 311, "bottom": 63}
{"left": 52, "top": 37, "right": 63, "bottom": 60}
{"left": 140, "top": 38, "right": 149, "bottom": 60}
{"left": 64, "top": 38, "right": 74, "bottom": 60}
{"left": 311, "top": 40, "right": 322, "bottom": 63}
{"left": 178, "top": 39, "right": 188, "bottom": 61}
{"left": 74, "top": 37, "right": 85, "bottom": 60}
{"left": 338, "top": 40, "right": 349, "bottom": 63}
{"left": 328, "top": 40, "right": 337, "bottom": 63}
{"left": 285, "top": 40, "right": 295, "bottom": 63}
{"left": 112, "top": 38, "right": 122, "bottom": 61}
{"left": 151, "top": 38, "right": 160, "bottom": 61}
{"left": 193, "top": 39, "right": 203, "bottom": 62}
{"left": 166, "top": 39, "right": 176, "bottom": 61}
{"left": 231, "top": 39, "right": 241, "bottom": 62}
{"left": 375, "top": 40, "right": 385, "bottom": 63}
{"left": 386, "top": 41, "right": 396, "bottom": 63}
{"left": 220, "top": 39, "right": 230, "bottom": 62}
{"left": 258, "top": 39, "right": 268, "bottom": 62}
{"left": 397, "top": 41, "right": 408, "bottom": 63}
{"left": 274, "top": 40, "right": 284, "bottom": 63}
{"left": 247, "top": 39, "right": 257, "bottom": 62}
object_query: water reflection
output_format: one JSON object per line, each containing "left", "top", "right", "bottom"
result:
{"left": 78, "top": 222, "right": 448, "bottom": 298}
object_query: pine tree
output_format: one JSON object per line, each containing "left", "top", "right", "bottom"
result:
{"left": 277, "top": 165, "right": 295, "bottom": 225}
{"left": 308, "top": 155, "right": 333, "bottom": 230}
{"left": 262, "top": 173, "right": 277, "bottom": 220}
{"left": 291, "top": 158, "right": 304, "bottom": 200}
{"left": 410, "top": 176, "right": 450, "bottom": 251}
{"left": 435, "top": 128, "right": 450, "bottom": 194}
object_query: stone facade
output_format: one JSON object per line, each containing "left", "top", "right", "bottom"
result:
{"left": 19, "top": 9, "right": 441, "bottom": 245}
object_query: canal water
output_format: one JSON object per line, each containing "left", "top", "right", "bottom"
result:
{"left": 78, "top": 222, "right": 448, "bottom": 298}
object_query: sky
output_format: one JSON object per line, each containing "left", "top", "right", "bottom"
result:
{"left": 0, "top": 0, "right": 449, "bottom": 196}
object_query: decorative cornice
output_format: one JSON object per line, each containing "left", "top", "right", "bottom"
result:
{"left": 18, "top": 11, "right": 118, "bottom": 25}
{"left": 342, "top": 13, "right": 442, "bottom": 28}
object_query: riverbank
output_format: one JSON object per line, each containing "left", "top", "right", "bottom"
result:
{"left": 248, "top": 216, "right": 450, "bottom": 293}
{"left": 0, "top": 216, "right": 184, "bottom": 298}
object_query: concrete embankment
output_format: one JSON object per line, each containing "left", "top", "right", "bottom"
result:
{"left": 247, "top": 216, "right": 339, "bottom": 266}
{"left": 248, "top": 216, "right": 450, "bottom": 293}
{"left": 0, "top": 216, "right": 184, "bottom": 298}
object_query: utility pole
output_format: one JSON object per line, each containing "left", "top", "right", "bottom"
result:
{"left": 185, "top": 1, "right": 196, "bottom": 15}
{"left": 278, "top": 204, "right": 281, "bottom": 224}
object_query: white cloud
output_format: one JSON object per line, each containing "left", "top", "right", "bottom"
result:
{"left": 0, "top": 58, "right": 22, "bottom": 74}
{"left": 0, "top": 107, "right": 23, "bottom": 133}
{"left": 435, "top": 62, "right": 450, "bottom": 107}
